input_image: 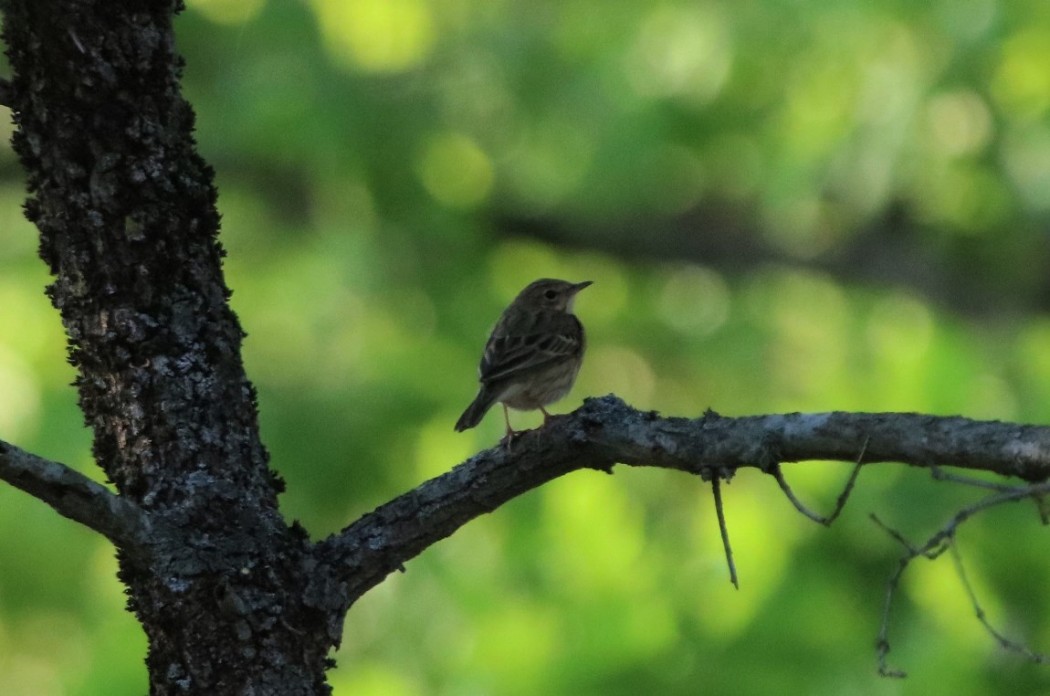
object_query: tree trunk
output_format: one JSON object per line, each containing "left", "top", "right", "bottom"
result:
{"left": 2, "top": 1, "right": 335, "bottom": 692}
{"left": 4, "top": 2, "right": 1049, "bottom": 693}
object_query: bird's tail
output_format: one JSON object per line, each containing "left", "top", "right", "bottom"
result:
{"left": 455, "top": 387, "right": 499, "bottom": 432}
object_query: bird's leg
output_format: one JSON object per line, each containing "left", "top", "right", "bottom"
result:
{"left": 500, "top": 403, "right": 517, "bottom": 449}
{"left": 540, "top": 406, "right": 553, "bottom": 425}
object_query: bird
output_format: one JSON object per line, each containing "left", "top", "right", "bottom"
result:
{"left": 455, "top": 278, "right": 591, "bottom": 444}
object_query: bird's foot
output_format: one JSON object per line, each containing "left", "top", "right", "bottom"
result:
{"left": 500, "top": 428, "right": 522, "bottom": 451}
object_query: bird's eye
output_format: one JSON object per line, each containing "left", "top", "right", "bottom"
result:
{"left": 544, "top": 289, "right": 558, "bottom": 300}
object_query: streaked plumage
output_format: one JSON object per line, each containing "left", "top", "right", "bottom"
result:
{"left": 455, "top": 278, "right": 591, "bottom": 441}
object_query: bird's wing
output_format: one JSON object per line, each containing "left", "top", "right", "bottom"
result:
{"left": 479, "top": 315, "right": 583, "bottom": 383}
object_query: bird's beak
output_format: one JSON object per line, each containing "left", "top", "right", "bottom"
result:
{"left": 566, "top": 281, "right": 592, "bottom": 313}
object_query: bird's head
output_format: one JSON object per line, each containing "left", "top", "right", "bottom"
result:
{"left": 516, "top": 278, "right": 592, "bottom": 313}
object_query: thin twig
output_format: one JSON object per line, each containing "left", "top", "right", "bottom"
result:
{"left": 930, "top": 466, "right": 1027, "bottom": 493}
{"left": 871, "top": 513, "right": 921, "bottom": 677}
{"left": 949, "top": 543, "right": 1050, "bottom": 664}
{"left": 773, "top": 437, "right": 868, "bottom": 526}
{"left": 875, "top": 553, "right": 910, "bottom": 678}
{"left": 931, "top": 466, "right": 1050, "bottom": 525}
{"left": 872, "top": 480, "right": 1050, "bottom": 677}
{"left": 711, "top": 477, "right": 738, "bottom": 589}
{"left": 772, "top": 464, "right": 826, "bottom": 524}
{"left": 826, "top": 437, "right": 868, "bottom": 524}
{"left": 870, "top": 513, "right": 920, "bottom": 554}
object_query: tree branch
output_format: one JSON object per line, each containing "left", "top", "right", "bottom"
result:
{"left": 0, "top": 439, "right": 150, "bottom": 553}
{"left": 317, "top": 395, "right": 1050, "bottom": 607}
{"left": 872, "top": 479, "right": 1050, "bottom": 676}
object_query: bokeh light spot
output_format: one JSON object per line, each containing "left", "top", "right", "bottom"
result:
{"left": 418, "top": 132, "right": 494, "bottom": 209}
{"left": 311, "top": 0, "right": 434, "bottom": 73}
{"left": 585, "top": 346, "right": 655, "bottom": 407}
{"left": 993, "top": 28, "right": 1050, "bottom": 121}
{"left": 657, "top": 265, "right": 730, "bottom": 337}
{"left": 627, "top": 5, "right": 732, "bottom": 103}
{"left": 926, "top": 90, "right": 992, "bottom": 157}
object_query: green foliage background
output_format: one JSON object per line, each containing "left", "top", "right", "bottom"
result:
{"left": 1, "top": 0, "right": 1050, "bottom": 694}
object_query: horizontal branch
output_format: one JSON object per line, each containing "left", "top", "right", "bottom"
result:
{"left": 317, "top": 395, "right": 1050, "bottom": 607}
{"left": 0, "top": 439, "right": 150, "bottom": 551}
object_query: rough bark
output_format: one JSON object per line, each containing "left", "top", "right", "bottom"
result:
{"left": 2, "top": 1, "right": 332, "bottom": 693}
{"left": 4, "top": 1, "right": 1050, "bottom": 695}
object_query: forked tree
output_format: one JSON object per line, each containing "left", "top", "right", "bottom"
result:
{"left": 1, "top": 2, "right": 1048, "bottom": 693}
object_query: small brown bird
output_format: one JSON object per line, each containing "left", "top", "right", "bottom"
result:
{"left": 455, "top": 278, "right": 591, "bottom": 442}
